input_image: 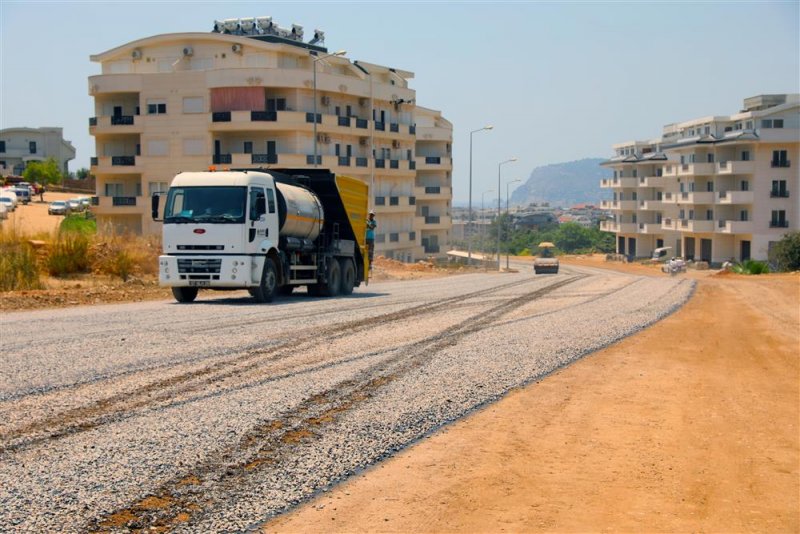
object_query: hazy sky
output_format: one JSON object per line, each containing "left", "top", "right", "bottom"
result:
{"left": 1, "top": 1, "right": 798, "bottom": 204}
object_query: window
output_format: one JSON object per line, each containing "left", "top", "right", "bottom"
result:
{"left": 704, "top": 126, "right": 710, "bottom": 135}
{"left": 266, "top": 188, "right": 276, "bottom": 214}
{"left": 632, "top": 169, "right": 637, "bottom": 178}
{"left": 761, "top": 119, "right": 773, "bottom": 128}
{"left": 688, "top": 209, "right": 695, "bottom": 220}
{"left": 0, "top": 141, "right": 5, "bottom": 152}
{"left": 706, "top": 209, "right": 713, "bottom": 221}
{"left": 707, "top": 153, "right": 714, "bottom": 163}
{"left": 631, "top": 192, "right": 638, "bottom": 201}
{"left": 771, "top": 180, "right": 788, "bottom": 198}
{"left": 105, "top": 183, "right": 124, "bottom": 196}
{"left": 243, "top": 141, "right": 253, "bottom": 154}
{"left": 182, "top": 97, "right": 204, "bottom": 114}
{"left": 147, "top": 100, "right": 167, "bottom": 114}
{"left": 741, "top": 180, "right": 749, "bottom": 191}
{"left": 740, "top": 209, "right": 748, "bottom": 221}
{"left": 29, "top": 141, "right": 37, "bottom": 154}
{"left": 745, "top": 121, "right": 753, "bottom": 129}
{"left": 741, "top": 150, "right": 750, "bottom": 161}
{"left": 772, "top": 150, "right": 789, "bottom": 167}
{"left": 771, "top": 210, "right": 787, "bottom": 227}
{"left": 148, "top": 182, "right": 169, "bottom": 196}
{"left": 774, "top": 119, "right": 784, "bottom": 128}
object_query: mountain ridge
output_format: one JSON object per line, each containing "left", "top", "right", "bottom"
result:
{"left": 510, "top": 157, "right": 611, "bottom": 208}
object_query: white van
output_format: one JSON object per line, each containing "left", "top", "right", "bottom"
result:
{"left": 0, "top": 190, "right": 18, "bottom": 210}
{"left": 12, "top": 187, "right": 31, "bottom": 204}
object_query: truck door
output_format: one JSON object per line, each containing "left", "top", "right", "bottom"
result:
{"left": 247, "top": 186, "right": 271, "bottom": 253}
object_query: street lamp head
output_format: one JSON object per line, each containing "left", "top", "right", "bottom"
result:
{"left": 484, "top": 125, "right": 494, "bottom": 130}
{"left": 332, "top": 49, "right": 347, "bottom": 56}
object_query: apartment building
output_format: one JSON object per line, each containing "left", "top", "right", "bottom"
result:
{"left": 0, "top": 127, "right": 76, "bottom": 177}
{"left": 601, "top": 94, "right": 799, "bottom": 263}
{"left": 87, "top": 18, "right": 452, "bottom": 261}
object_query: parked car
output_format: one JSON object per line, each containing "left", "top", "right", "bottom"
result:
{"left": 78, "top": 197, "right": 92, "bottom": 209}
{"left": 68, "top": 198, "right": 84, "bottom": 212}
{"left": 48, "top": 200, "right": 70, "bottom": 216}
{"left": 0, "top": 194, "right": 17, "bottom": 212}
{"left": 662, "top": 257, "right": 687, "bottom": 275}
{"left": 12, "top": 187, "right": 31, "bottom": 204}
{"left": 0, "top": 202, "right": 7, "bottom": 220}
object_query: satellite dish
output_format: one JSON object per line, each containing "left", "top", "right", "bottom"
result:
{"left": 183, "top": 46, "right": 194, "bottom": 57}
{"left": 131, "top": 49, "right": 142, "bottom": 60}
{"left": 232, "top": 43, "right": 243, "bottom": 54}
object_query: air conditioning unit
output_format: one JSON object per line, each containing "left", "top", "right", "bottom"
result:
{"left": 182, "top": 46, "right": 194, "bottom": 57}
{"left": 359, "top": 97, "right": 368, "bottom": 107}
{"left": 316, "top": 133, "right": 331, "bottom": 144}
{"left": 231, "top": 43, "right": 243, "bottom": 54}
{"left": 392, "top": 140, "right": 401, "bottom": 149}
{"left": 131, "top": 49, "right": 142, "bottom": 60}
{"left": 320, "top": 95, "right": 330, "bottom": 106}
{"left": 359, "top": 137, "right": 369, "bottom": 146}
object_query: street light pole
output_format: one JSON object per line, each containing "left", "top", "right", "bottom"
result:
{"left": 496, "top": 158, "right": 517, "bottom": 270}
{"left": 467, "top": 126, "right": 493, "bottom": 265}
{"left": 311, "top": 49, "right": 346, "bottom": 169}
{"left": 481, "top": 188, "right": 494, "bottom": 257}
{"left": 506, "top": 178, "right": 521, "bottom": 270}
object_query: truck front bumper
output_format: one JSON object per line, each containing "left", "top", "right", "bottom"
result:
{"left": 159, "top": 255, "right": 265, "bottom": 288}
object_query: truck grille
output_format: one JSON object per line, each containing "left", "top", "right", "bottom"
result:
{"left": 177, "top": 258, "right": 222, "bottom": 280}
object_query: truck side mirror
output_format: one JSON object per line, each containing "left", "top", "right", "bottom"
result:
{"left": 151, "top": 194, "right": 161, "bottom": 221}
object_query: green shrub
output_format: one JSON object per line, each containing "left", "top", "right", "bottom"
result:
{"left": 769, "top": 231, "right": 800, "bottom": 272}
{"left": 518, "top": 248, "right": 532, "bottom": 256}
{"left": 731, "top": 259, "right": 770, "bottom": 275}
{"left": 0, "top": 233, "right": 43, "bottom": 290}
{"left": 59, "top": 214, "right": 96, "bottom": 235}
{"left": 48, "top": 233, "right": 91, "bottom": 276}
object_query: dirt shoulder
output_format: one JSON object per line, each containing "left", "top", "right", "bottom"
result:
{"left": 267, "top": 269, "right": 799, "bottom": 533}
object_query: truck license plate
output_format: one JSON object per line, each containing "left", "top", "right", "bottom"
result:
{"left": 188, "top": 281, "right": 210, "bottom": 287}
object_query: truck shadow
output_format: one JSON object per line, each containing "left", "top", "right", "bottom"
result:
{"left": 180, "top": 291, "right": 389, "bottom": 306}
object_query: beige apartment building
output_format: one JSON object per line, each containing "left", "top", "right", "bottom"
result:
{"left": 87, "top": 19, "right": 452, "bottom": 260}
{"left": 0, "top": 127, "right": 76, "bottom": 177}
{"left": 601, "top": 94, "right": 799, "bottom": 264}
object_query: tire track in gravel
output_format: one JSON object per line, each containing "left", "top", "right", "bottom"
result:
{"left": 0, "top": 277, "right": 543, "bottom": 455}
{"left": 86, "top": 275, "right": 585, "bottom": 532}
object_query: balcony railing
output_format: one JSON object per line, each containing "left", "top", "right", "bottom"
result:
{"left": 338, "top": 116, "right": 351, "bottom": 127}
{"left": 770, "top": 220, "right": 789, "bottom": 228}
{"left": 375, "top": 196, "right": 386, "bottom": 206}
{"left": 252, "top": 153, "right": 277, "bottom": 164}
{"left": 111, "top": 156, "right": 136, "bottom": 166}
{"left": 111, "top": 115, "right": 134, "bottom": 125}
{"left": 409, "top": 196, "right": 416, "bottom": 205}
{"left": 389, "top": 159, "right": 399, "bottom": 169}
{"left": 409, "top": 231, "right": 416, "bottom": 240}
{"left": 409, "top": 160, "right": 416, "bottom": 170}
{"left": 338, "top": 156, "right": 351, "bottom": 167}
{"left": 306, "top": 155, "right": 321, "bottom": 165}
{"left": 425, "top": 216, "right": 441, "bottom": 224}
{"left": 390, "top": 123, "right": 399, "bottom": 133}
{"left": 771, "top": 160, "right": 791, "bottom": 168}
{"left": 91, "top": 196, "right": 99, "bottom": 206}
{"left": 213, "top": 154, "right": 232, "bottom": 164}
{"left": 424, "top": 245, "right": 440, "bottom": 254}
{"left": 251, "top": 111, "right": 277, "bottom": 121}
{"left": 212, "top": 111, "right": 231, "bottom": 122}
{"left": 389, "top": 196, "right": 399, "bottom": 206}
{"left": 770, "top": 190, "right": 790, "bottom": 198}
{"left": 374, "top": 121, "right": 385, "bottom": 131}
{"left": 375, "top": 159, "right": 386, "bottom": 168}
{"left": 356, "top": 157, "right": 368, "bottom": 167}
{"left": 355, "top": 118, "right": 368, "bottom": 129}
{"left": 409, "top": 125, "right": 416, "bottom": 135}
{"left": 425, "top": 186, "right": 441, "bottom": 194}
{"left": 389, "top": 232, "right": 399, "bottom": 242}
{"left": 90, "top": 157, "right": 98, "bottom": 166}
{"left": 111, "top": 196, "right": 137, "bottom": 206}
{"left": 425, "top": 156, "right": 441, "bottom": 164}
{"left": 89, "top": 117, "right": 97, "bottom": 126}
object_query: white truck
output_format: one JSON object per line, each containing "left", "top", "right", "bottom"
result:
{"left": 153, "top": 168, "right": 370, "bottom": 303}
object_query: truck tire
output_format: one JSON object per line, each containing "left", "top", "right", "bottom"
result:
{"left": 172, "top": 287, "right": 198, "bottom": 303}
{"left": 320, "top": 259, "right": 341, "bottom": 297}
{"left": 339, "top": 258, "right": 355, "bottom": 295}
{"left": 252, "top": 258, "right": 277, "bottom": 303}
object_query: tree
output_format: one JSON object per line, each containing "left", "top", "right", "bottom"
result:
{"left": 75, "top": 167, "right": 92, "bottom": 180}
{"left": 769, "top": 231, "right": 800, "bottom": 271}
{"left": 554, "top": 222, "right": 592, "bottom": 253}
{"left": 23, "top": 158, "right": 62, "bottom": 185}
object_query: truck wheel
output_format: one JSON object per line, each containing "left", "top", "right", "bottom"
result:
{"left": 172, "top": 287, "right": 198, "bottom": 303}
{"left": 339, "top": 258, "right": 355, "bottom": 295}
{"left": 252, "top": 258, "right": 277, "bottom": 303}
{"left": 321, "top": 259, "right": 341, "bottom": 297}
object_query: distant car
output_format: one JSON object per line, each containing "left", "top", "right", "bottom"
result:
{"left": 68, "top": 198, "right": 84, "bottom": 212}
{"left": 48, "top": 200, "right": 70, "bottom": 216}
{"left": 662, "top": 257, "right": 687, "bottom": 275}
{"left": 0, "top": 195, "right": 16, "bottom": 212}
{"left": 12, "top": 187, "right": 31, "bottom": 204}
{"left": 78, "top": 197, "right": 92, "bottom": 209}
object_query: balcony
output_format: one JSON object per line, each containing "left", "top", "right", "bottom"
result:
{"left": 769, "top": 220, "right": 790, "bottom": 228}
{"left": 413, "top": 185, "right": 451, "bottom": 199}
{"left": 415, "top": 156, "right": 452, "bottom": 170}
{"left": 618, "top": 177, "right": 638, "bottom": 188}
{"left": 716, "top": 190, "right": 754, "bottom": 204}
{"left": 209, "top": 110, "right": 317, "bottom": 131}
{"left": 92, "top": 156, "right": 141, "bottom": 173}
{"left": 771, "top": 160, "right": 791, "bottom": 168}
{"left": 638, "top": 175, "right": 668, "bottom": 187}
{"left": 89, "top": 115, "right": 142, "bottom": 134}
{"left": 678, "top": 163, "right": 715, "bottom": 176}
{"left": 213, "top": 154, "right": 232, "bottom": 165}
{"left": 415, "top": 215, "right": 452, "bottom": 230}
{"left": 717, "top": 220, "right": 752, "bottom": 234}
{"left": 716, "top": 160, "right": 754, "bottom": 175}
{"left": 678, "top": 191, "right": 716, "bottom": 205}
{"left": 639, "top": 199, "right": 664, "bottom": 210}
{"left": 661, "top": 218, "right": 678, "bottom": 230}
{"left": 600, "top": 178, "right": 619, "bottom": 188}
{"left": 770, "top": 190, "right": 790, "bottom": 198}
{"left": 375, "top": 196, "right": 416, "bottom": 213}
{"left": 638, "top": 222, "right": 662, "bottom": 234}
{"left": 252, "top": 153, "right": 278, "bottom": 164}
{"left": 93, "top": 195, "right": 144, "bottom": 214}
{"left": 679, "top": 219, "right": 715, "bottom": 233}
{"left": 600, "top": 220, "right": 617, "bottom": 232}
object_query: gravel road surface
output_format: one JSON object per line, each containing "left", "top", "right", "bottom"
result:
{"left": 0, "top": 265, "right": 693, "bottom": 532}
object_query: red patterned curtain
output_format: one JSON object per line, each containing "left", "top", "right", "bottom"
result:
{"left": 210, "top": 87, "right": 264, "bottom": 112}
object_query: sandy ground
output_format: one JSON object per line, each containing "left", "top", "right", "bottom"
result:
{"left": 268, "top": 259, "right": 799, "bottom": 533}
{"left": 1, "top": 191, "right": 77, "bottom": 236}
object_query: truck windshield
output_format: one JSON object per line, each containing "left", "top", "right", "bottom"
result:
{"left": 164, "top": 186, "right": 246, "bottom": 224}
